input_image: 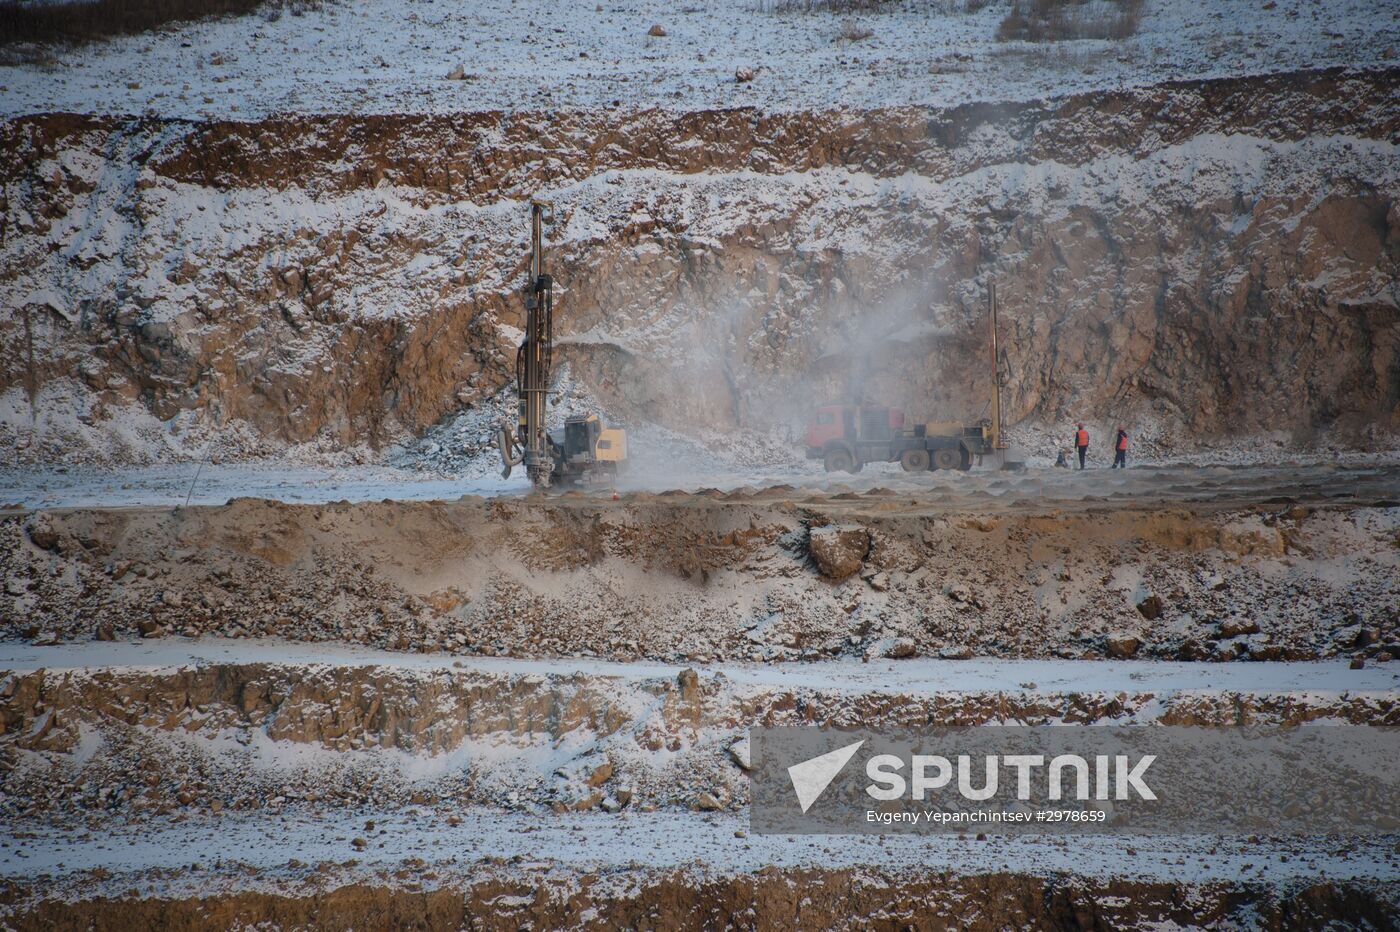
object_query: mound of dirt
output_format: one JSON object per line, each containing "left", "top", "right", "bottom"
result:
{"left": 3, "top": 487, "right": 1397, "bottom": 663}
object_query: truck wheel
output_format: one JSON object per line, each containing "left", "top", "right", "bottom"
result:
{"left": 933, "top": 448, "right": 960, "bottom": 471}
{"left": 900, "top": 450, "right": 930, "bottom": 472}
{"left": 823, "top": 448, "right": 856, "bottom": 474}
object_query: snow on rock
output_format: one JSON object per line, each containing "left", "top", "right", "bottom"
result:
{"left": 808, "top": 524, "right": 870, "bottom": 580}
{"left": 3, "top": 70, "right": 1398, "bottom": 468}
{"left": 0, "top": 0, "right": 1395, "bottom": 119}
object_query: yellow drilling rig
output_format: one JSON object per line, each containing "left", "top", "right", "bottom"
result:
{"left": 498, "top": 199, "right": 627, "bottom": 488}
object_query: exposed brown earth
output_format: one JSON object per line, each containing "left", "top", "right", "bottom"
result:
{"left": 3, "top": 68, "right": 1398, "bottom": 465}
{"left": 4, "top": 57, "right": 1399, "bottom": 931}
{"left": 2, "top": 653, "right": 1395, "bottom": 823}
{"left": 3, "top": 490, "right": 1397, "bottom": 662}
{"left": 3, "top": 484, "right": 1397, "bottom": 929}
{"left": 5, "top": 870, "right": 1398, "bottom": 931}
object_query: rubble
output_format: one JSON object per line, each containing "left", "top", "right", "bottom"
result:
{"left": 6, "top": 494, "right": 1391, "bottom": 663}
{"left": 694, "top": 792, "right": 723, "bottom": 811}
{"left": 2, "top": 645, "right": 1396, "bottom": 828}
{"left": 1217, "top": 617, "right": 1262, "bottom": 638}
{"left": 883, "top": 638, "right": 918, "bottom": 659}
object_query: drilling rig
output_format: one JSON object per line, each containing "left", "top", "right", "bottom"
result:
{"left": 498, "top": 199, "right": 627, "bottom": 488}
{"left": 802, "top": 282, "right": 1022, "bottom": 473}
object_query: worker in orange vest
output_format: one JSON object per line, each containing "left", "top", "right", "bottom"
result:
{"left": 1113, "top": 427, "right": 1129, "bottom": 468}
{"left": 1074, "top": 423, "right": 1089, "bottom": 469}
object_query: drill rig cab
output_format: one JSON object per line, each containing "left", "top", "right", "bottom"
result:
{"left": 497, "top": 199, "right": 628, "bottom": 488}
{"left": 551, "top": 413, "right": 628, "bottom": 482}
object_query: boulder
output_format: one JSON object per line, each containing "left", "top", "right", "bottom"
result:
{"left": 1135, "top": 594, "right": 1164, "bottom": 620}
{"left": 884, "top": 637, "right": 917, "bottom": 659}
{"left": 25, "top": 516, "right": 60, "bottom": 552}
{"left": 808, "top": 525, "right": 870, "bottom": 580}
{"left": 1216, "top": 616, "right": 1260, "bottom": 638}
{"left": 572, "top": 791, "right": 604, "bottom": 811}
{"left": 694, "top": 791, "right": 723, "bottom": 811}
{"left": 1105, "top": 632, "right": 1142, "bottom": 658}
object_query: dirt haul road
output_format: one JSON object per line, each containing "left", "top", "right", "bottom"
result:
{"left": 2, "top": 467, "right": 1399, "bottom": 927}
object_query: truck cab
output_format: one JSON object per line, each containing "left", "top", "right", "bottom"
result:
{"left": 804, "top": 403, "right": 983, "bottom": 473}
{"left": 804, "top": 404, "right": 905, "bottom": 473}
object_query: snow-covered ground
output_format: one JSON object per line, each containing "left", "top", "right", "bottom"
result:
{"left": 3, "top": 459, "right": 1399, "bottom": 509}
{"left": 0, "top": 462, "right": 518, "bottom": 509}
{"left": 5, "top": 636, "right": 1398, "bottom": 693}
{"left": 1, "top": 0, "right": 1395, "bottom": 119}
{"left": 6, "top": 808, "right": 1398, "bottom": 885}
{"left": 4, "top": 638, "right": 1395, "bottom": 896}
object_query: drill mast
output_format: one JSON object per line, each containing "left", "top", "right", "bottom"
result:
{"left": 519, "top": 200, "right": 554, "bottom": 487}
{"left": 497, "top": 199, "right": 555, "bottom": 488}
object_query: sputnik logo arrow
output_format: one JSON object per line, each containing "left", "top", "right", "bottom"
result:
{"left": 787, "top": 739, "right": 865, "bottom": 813}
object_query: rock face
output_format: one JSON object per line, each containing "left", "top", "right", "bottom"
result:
{"left": 1, "top": 69, "right": 1398, "bottom": 464}
{"left": 808, "top": 525, "right": 870, "bottom": 580}
{"left": 12, "top": 869, "right": 1400, "bottom": 931}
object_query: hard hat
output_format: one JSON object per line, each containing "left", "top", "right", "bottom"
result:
{"left": 1077, "top": 423, "right": 1084, "bottom": 428}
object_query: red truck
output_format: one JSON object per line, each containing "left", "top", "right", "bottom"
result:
{"left": 803, "top": 284, "right": 1018, "bottom": 475}
{"left": 804, "top": 403, "right": 996, "bottom": 473}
